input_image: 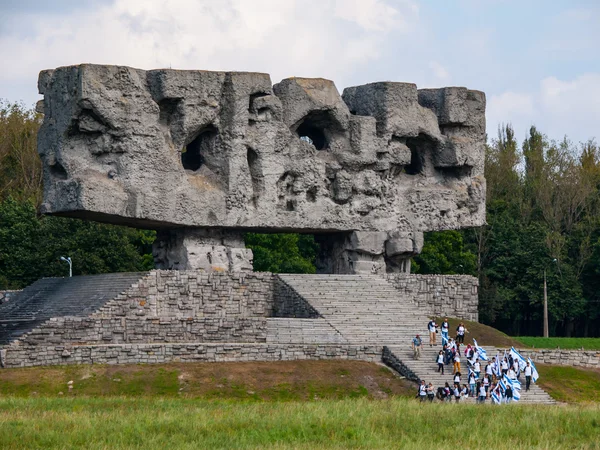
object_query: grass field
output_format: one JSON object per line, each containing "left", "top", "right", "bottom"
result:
{"left": 0, "top": 360, "right": 415, "bottom": 400}
{"left": 538, "top": 364, "right": 600, "bottom": 403}
{"left": 0, "top": 397, "right": 598, "bottom": 449}
{"left": 516, "top": 337, "right": 600, "bottom": 350}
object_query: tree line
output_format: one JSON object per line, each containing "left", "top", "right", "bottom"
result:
{"left": 1, "top": 101, "right": 598, "bottom": 336}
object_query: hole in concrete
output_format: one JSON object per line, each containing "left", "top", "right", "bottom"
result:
{"left": 49, "top": 161, "right": 68, "bottom": 180}
{"left": 247, "top": 147, "right": 262, "bottom": 207}
{"left": 405, "top": 133, "right": 436, "bottom": 175}
{"left": 286, "top": 200, "right": 295, "bottom": 211}
{"left": 294, "top": 111, "right": 342, "bottom": 151}
{"left": 182, "top": 125, "right": 217, "bottom": 172}
{"left": 158, "top": 98, "right": 180, "bottom": 127}
{"left": 297, "top": 122, "right": 327, "bottom": 150}
{"left": 438, "top": 165, "right": 473, "bottom": 179}
{"left": 306, "top": 187, "right": 317, "bottom": 203}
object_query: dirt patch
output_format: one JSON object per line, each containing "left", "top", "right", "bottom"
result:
{"left": 0, "top": 360, "right": 416, "bottom": 400}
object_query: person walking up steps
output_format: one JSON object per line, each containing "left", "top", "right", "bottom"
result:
{"left": 412, "top": 334, "right": 423, "bottom": 360}
{"left": 437, "top": 350, "right": 445, "bottom": 375}
{"left": 427, "top": 319, "right": 437, "bottom": 346}
{"left": 524, "top": 361, "right": 532, "bottom": 391}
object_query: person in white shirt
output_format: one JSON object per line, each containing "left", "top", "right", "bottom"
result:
{"left": 468, "top": 372, "right": 476, "bottom": 396}
{"left": 456, "top": 323, "right": 468, "bottom": 344}
{"left": 427, "top": 320, "right": 437, "bottom": 346}
{"left": 501, "top": 358, "right": 509, "bottom": 376}
{"left": 477, "top": 383, "right": 486, "bottom": 403}
{"left": 474, "top": 360, "right": 481, "bottom": 379}
{"left": 441, "top": 318, "right": 449, "bottom": 343}
{"left": 507, "top": 367, "right": 516, "bottom": 380}
{"left": 453, "top": 372, "right": 461, "bottom": 386}
{"left": 524, "top": 361, "right": 533, "bottom": 391}
{"left": 418, "top": 380, "right": 427, "bottom": 402}
{"left": 453, "top": 352, "right": 461, "bottom": 374}
{"left": 437, "top": 350, "right": 445, "bottom": 375}
{"left": 513, "top": 360, "right": 520, "bottom": 379}
{"left": 485, "top": 363, "right": 493, "bottom": 377}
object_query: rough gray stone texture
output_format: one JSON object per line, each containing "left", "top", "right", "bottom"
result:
{"left": 497, "top": 348, "right": 600, "bottom": 369}
{"left": 37, "top": 65, "right": 486, "bottom": 273}
{"left": 273, "top": 278, "right": 320, "bottom": 318}
{"left": 1, "top": 343, "right": 382, "bottom": 368}
{"left": 93, "top": 270, "right": 273, "bottom": 318}
{"left": 386, "top": 274, "right": 479, "bottom": 321}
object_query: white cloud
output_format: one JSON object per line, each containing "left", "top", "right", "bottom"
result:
{"left": 487, "top": 74, "right": 600, "bottom": 142}
{"left": 0, "top": 0, "right": 418, "bottom": 104}
{"left": 334, "top": 0, "right": 417, "bottom": 32}
{"left": 428, "top": 61, "right": 449, "bottom": 82}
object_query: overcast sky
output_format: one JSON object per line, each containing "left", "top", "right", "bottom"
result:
{"left": 1, "top": 0, "right": 598, "bottom": 144}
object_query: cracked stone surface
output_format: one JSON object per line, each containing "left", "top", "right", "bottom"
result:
{"left": 37, "top": 65, "right": 486, "bottom": 272}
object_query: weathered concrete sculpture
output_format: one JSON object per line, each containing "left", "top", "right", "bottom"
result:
{"left": 37, "top": 65, "right": 486, "bottom": 273}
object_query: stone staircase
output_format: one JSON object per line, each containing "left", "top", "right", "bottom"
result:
{"left": 267, "top": 318, "right": 348, "bottom": 344}
{"left": 277, "top": 274, "right": 556, "bottom": 404}
{"left": 0, "top": 272, "right": 147, "bottom": 344}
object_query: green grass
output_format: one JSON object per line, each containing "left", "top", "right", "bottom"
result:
{"left": 0, "top": 397, "right": 598, "bottom": 449}
{"left": 538, "top": 364, "right": 600, "bottom": 403}
{"left": 515, "top": 337, "right": 600, "bottom": 350}
{"left": 0, "top": 361, "right": 415, "bottom": 400}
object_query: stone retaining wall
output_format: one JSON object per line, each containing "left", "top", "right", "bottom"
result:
{"left": 0, "top": 343, "right": 383, "bottom": 368}
{"left": 16, "top": 317, "right": 268, "bottom": 346}
{"left": 387, "top": 274, "right": 479, "bottom": 322}
{"left": 95, "top": 271, "right": 274, "bottom": 318}
{"left": 518, "top": 349, "right": 600, "bottom": 369}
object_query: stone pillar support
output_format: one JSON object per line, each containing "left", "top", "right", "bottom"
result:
{"left": 153, "top": 228, "right": 253, "bottom": 272}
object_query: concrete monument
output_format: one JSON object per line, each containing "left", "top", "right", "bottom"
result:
{"left": 37, "top": 65, "right": 486, "bottom": 273}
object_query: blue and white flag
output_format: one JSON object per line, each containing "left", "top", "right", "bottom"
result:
{"left": 473, "top": 339, "right": 489, "bottom": 361}
{"left": 442, "top": 334, "right": 449, "bottom": 346}
{"left": 513, "top": 387, "right": 521, "bottom": 402}
{"left": 510, "top": 347, "right": 527, "bottom": 371}
{"left": 499, "top": 378, "right": 507, "bottom": 391}
{"left": 491, "top": 388, "right": 501, "bottom": 404}
{"left": 528, "top": 357, "right": 540, "bottom": 383}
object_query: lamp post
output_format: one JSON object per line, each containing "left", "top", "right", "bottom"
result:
{"left": 543, "top": 258, "right": 557, "bottom": 338}
{"left": 60, "top": 256, "right": 72, "bottom": 277}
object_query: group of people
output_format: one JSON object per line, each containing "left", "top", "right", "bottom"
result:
{"left": 413, "top": 319, "right": 538, "bottom": 404}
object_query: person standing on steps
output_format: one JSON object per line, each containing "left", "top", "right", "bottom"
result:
{"left": 427, "top": 319, "right": 437, "bottom": 346}
{"left": 437, "top": 350, "right": 445, "bottom": 375}
{"left": 456, "top": 322, "right": 467, "bottom": 344}
{"left": 468, "top": 371, "right": 476, "bottom": 396}
{"left": 412, "top": 334, "right": 423, "bottom": 360}
{"left": 453, "top": 351, "right": 461, "bottom": 374}
{"left": 477, "top": 382, "right": 486, "bottom": 404}
{"left": 501, "top": 358, "right": 509, "bottom": 376}
{"left": 441, "top": 318, "right": 449, "bottom": 343}
{"left": 474, "top": 360, "right": 481, "bottom": 380}
{"left": 524, "top": 361, "right": 532, "bottom": 391}
{"left": 453, "top": 371, "right": 461, "bottom": 387}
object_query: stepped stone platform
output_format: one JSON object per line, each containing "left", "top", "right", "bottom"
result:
{"left": 0, "top": 271, "right": 554, "bottom": 404}
{"left": 0, "top": 273, "right": 147, "bottom": 345}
